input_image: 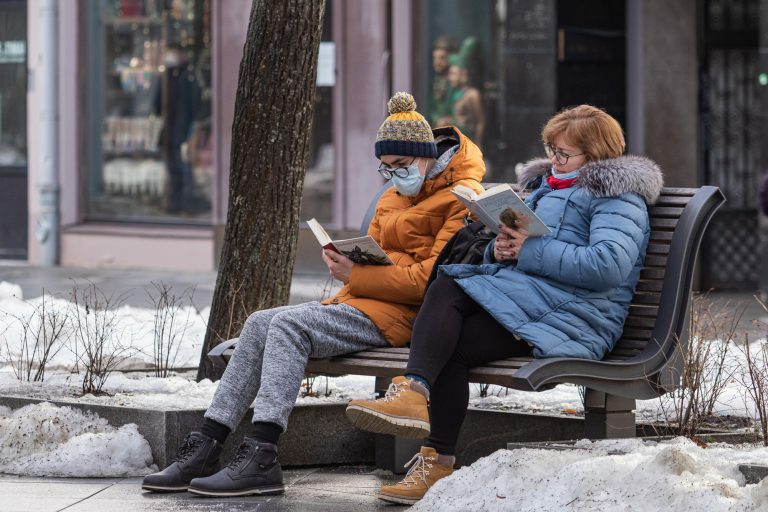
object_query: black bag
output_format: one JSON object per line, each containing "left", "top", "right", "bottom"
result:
{"left": 425, "top": 220, "right": 495, "bottom": 291}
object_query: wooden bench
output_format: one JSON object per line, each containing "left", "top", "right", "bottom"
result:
{"left": 209, "top": 183, "right": 725, "bottom": 439}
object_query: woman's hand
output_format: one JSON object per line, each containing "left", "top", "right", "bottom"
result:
{"left": 322, "top": 249, "right": 354, "bottom": 284}
{"left": 493, "top": 224, "right": 530, "bottom": 262}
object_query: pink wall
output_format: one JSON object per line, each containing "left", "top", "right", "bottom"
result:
{"left": 212, "top": 0, "right": 251, "bottom": 225}
{"left": 333, "top": 0, "right": 390, "bottom": 229}
{"left": 61, "top": 225, "right": 214, "bottom": 271}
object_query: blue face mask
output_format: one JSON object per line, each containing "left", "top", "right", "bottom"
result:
{"left": 391, "top": 161, "right": 425, "bottom": 196}
{"left": 551, "top": 166, "right": 581, "bottom": 180}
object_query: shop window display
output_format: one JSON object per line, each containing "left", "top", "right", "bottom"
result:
{"left": 87, "top": 0, "right": 212, "bottom": 221}
{"left": 422, "top": 2, "right": 491, "bottom": 153}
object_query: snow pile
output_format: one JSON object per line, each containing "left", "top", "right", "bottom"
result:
{"left": 0, "top": 281, "right": 22, "bottom": 301}
{"left": 0, "top": 402, "right": 156, "bottom": 477}
{"left": 413, "top": 438, "right": 768, "bottom": 512}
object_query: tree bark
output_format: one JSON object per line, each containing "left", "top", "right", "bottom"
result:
{"left": 197, "top": 0, "right": 326, "bottom": 381}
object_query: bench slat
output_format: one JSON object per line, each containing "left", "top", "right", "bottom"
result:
{"left": 640, "top": 268, "right": 665, "bottom": 280}
{"left": 629, "top": 305, "right": 659, "bottom": 317}
{"left": 613, "top": 339, "right": 648, "bottom": 350}
{"left": 631, "top": 293, "right": 662, "bottom": 306}
{"left": 643, "top": 255, "right": 668, "bottom": 267}
{"left": 646, "top": 243, "right": 670, "bottom": 255}
{"left": 620, "top": 328, "right": 653, "bottom": 340}
{"left": 649, "top": 231, "right": 674, "bottom": 242}
{"left": 636, "top": 280, "right": 663, "bottom": 293}
{"left": 624, "top": 315, "right": 657, "bottom": 328}
{"left": 650, "top": 218, "right": 678, "bottom": 229}
{"left": 648, "top": 206, "right": 685, "bottom": 217}
{"left": 654, "top": 195, "right": 692, "bottom": 206}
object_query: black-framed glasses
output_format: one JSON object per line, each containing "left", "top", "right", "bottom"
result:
{"left": 377, "top": 158, "right": 416, "bottom": 180}
{"left": 544, "top": 143, "right": 585, "bottom": 165}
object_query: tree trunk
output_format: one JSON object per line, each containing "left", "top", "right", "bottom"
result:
{"left": 197, "top": 0, "right": 325, "bottom": 381}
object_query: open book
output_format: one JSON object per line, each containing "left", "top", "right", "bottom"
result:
{"left": 451, "top": 184, "right": 551, "bottom": 237}
{"left": 306, "top": 218, "right": 393, "bottom": 266}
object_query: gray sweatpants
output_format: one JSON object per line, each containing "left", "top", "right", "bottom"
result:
{"left": 204, "top": 301, "right": 388, "bottom": 431}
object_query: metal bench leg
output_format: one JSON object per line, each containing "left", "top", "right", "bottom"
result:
{"left": 584, "top": 388, "right": 636, "bottom": 439}
{"left": 373, "top": 376, "right": 422, "bottom": 474}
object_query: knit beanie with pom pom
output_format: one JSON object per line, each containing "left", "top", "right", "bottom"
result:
{"left": 375, "top": 92, "right": 437, "bottom": 158}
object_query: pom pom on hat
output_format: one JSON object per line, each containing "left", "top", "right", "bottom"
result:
{"left": 388, "top": 92, "right": 417, "bottom": 115}
{"left": 375, "top": 92, "right": 437, "bottom": 159}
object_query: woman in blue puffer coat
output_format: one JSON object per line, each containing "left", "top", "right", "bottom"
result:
{"left": 346, "top": 105, "right": 664, "bottom": 506}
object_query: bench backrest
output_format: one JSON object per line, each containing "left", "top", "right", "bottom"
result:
{"left": 359, "top": 182, "right": 726, "bottom": 383}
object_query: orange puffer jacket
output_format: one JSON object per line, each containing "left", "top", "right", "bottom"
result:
{"left": 322, "top": 127, "right": 486, "bottom": 346}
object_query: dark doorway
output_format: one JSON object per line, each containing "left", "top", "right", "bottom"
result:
{"left": 556, "top": 0, "right": 626, "bottom": 128}
{"left": 699, "top": 0, "right": 761, "bottom": 290}
{"left": 0, "top": 0, "right": 28, "bottom": 259}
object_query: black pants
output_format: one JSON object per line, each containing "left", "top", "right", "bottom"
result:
{"left": 406, "top": 276, "right": 532, "bottom": 455}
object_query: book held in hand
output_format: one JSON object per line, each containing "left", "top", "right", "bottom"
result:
{"left": 306, "top": 218, "right": 393, "bottom": 266}
{"left": 451, "top": 184, "right": 551, "bottom": 237}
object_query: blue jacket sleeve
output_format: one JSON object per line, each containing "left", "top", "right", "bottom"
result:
{"left": 515, "top": 196, "right": 648, "bottom": 291}
{"left": 483, "top": 239, "right": 496, "bottom": 264}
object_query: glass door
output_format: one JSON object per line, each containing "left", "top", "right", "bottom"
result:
{"left": 0, "top": 0, "right": 28, "bottom": 259}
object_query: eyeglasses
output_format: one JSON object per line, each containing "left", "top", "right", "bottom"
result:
{"left": 377, "top": 158, "right": 416, "bottom": 180}
{"left": 544, "top": 143, "right": 585, "bottom": 165}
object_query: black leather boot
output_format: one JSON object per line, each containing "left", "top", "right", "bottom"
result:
{"left": 141, "top": 432, "right": 222, "bottom": 492}
{"left": 187, "top": 437, "right": 284, "bottom": 497}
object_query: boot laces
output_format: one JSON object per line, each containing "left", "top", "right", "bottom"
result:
{"left": 173, "top": 435, "right": 202, "bottom": 463}
{"left": 226, "top": 442, "right": 253, "bottom": 469}
{"left": 380, "top": 381, "right": 407, "bottom": 403}
{"left": 400, "top": 452, "right": 435, "bottom": 488}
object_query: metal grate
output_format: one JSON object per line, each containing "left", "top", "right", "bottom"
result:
{"left": 701, "top": 210, "right": 760, "bottom": 289}
{"left": 699, "top": 0, "right": 760, "bottom": 290}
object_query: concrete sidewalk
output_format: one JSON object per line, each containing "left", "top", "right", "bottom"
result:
{"left": 0, "top": 262, "right": 339, "bottom": 310}
{"left": 0, "top": 467, "right": 406, "bottom": 512}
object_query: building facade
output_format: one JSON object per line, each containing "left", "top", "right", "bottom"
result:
{"left": 0, "top": 0, "right": 766, "bottom": 290}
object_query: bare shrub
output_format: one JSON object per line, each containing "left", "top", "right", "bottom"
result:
{"left": 2, "top": 293, "right": 69, "bottom": 382}
{"left": 737, "top": 296, "right": 768, "bottom": 446}
{"left": 653, "top": 293, "right": 744, "bottom": 437}
{"left": 69, "top": 282, "right": 135, "bottom": 395}
{"left": 316, "top": 276, "right": 337, "bottom": 302}
{"left": 146, "top": 282, "right": 196, "bottom": 378}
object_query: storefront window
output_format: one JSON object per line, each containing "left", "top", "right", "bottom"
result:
{"left": 0, "top": 0, "right": 28, "bottom": 260}
{"left": 0, "top": 0, "right": 27, "bottom": 167}
{"left": 85, "top": 0, "right": 212, "bottom": 222}
{"left": 420, "top": 1, "right": 494, "bottom": 156}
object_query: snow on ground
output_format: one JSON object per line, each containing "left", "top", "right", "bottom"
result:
{"left": 0, "top": 281, "right": 23, "bottom": 301}
{"left": 2, "top": 281, "right": 768, "bottom": 490}
{"left": 0, "top": 283, "right": 765, "bottom": 421}
{"left": 414, "top": 438, "right": 768, "bottom": 512}
{"left": 0, "top": 291, "right": 209, "bottom": 371}
{"left": 0, "top": 370, "right": 378, "bottom": 410}
{"left": 0, "top": 402, "right": 156, "bottom": 477}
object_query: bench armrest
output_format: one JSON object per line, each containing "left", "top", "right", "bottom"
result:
{"left": 208, "top": 338, "right": 239, "bottom": 369}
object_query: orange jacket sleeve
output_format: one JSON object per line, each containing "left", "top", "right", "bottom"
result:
{"left": 347, "top": 201, "right": 468, "bottom": 305}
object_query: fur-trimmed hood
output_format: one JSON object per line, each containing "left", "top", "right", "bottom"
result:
{"left": 516, "top": 155, "right": 664, "bottom": 205}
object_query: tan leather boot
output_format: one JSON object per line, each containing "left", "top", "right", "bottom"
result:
{"left": 345, "top": 376, "right": 430, "bottom": 438}
{"left": 378, "top": 446, "right": 454, "bottom": 505}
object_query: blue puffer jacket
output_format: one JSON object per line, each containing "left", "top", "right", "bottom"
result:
{"left": 439, "top": 156, "right": 664, "bottom": 360}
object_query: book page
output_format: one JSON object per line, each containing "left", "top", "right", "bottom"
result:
{"left": 474, "top": 185, "right": 551, "bottom": 237}
{"left": 332, "top": 236, "right": 393, "bottom": 265}
{"left": 450, "top": 186, "right": 475, "bottom": 211}
{"left": 306, "top": 218, "right": 332, "bottom": 246}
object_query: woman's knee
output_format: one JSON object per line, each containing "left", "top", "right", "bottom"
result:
{"left": 239, "top": 309, "right": 276, "bottom": 345}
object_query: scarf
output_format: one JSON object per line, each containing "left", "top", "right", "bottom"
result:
{"left": 547, "top": 167, "right": 580, "bottom": 190}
